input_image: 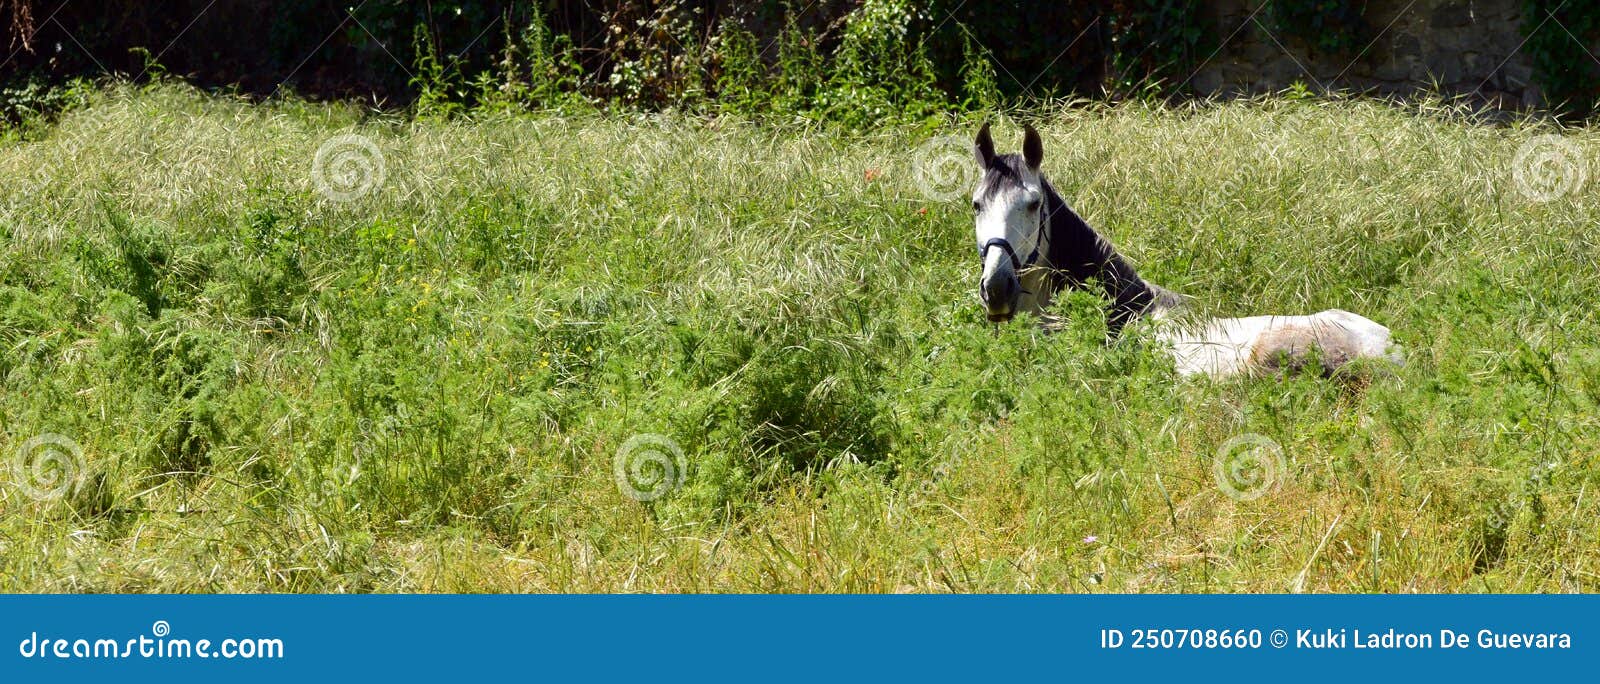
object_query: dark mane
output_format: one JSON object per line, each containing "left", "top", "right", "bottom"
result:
{"left": 1037, "top": 174, "right": 1172, "bottom": 335}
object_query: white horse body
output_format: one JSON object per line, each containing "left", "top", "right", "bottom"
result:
{"left": 1149, "top": 308, "right": 1400, "bottom": 378}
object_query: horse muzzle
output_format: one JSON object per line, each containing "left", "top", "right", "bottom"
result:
{"left": 980, "top": 268, "right": 1021, "bottom": 322}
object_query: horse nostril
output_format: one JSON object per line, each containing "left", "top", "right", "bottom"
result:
{"left": 981, "top": 272, "right": 1020, "bottom": 308}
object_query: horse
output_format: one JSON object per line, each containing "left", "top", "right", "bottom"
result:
{"left": 969, "top": 123, "right": 1401, "bottom": 378}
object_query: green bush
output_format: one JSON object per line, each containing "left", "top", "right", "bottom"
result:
{"left": 815, "top": 0, "right": 948, "bottom": 126}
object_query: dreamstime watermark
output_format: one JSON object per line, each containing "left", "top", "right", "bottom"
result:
{"left": 1512, "top": 134, "right": 1588, "bottom": 204}
{"left": 17, "top": 620, "right": 284, "bottom": 660}
{"left": 910, "top": 452, "right": 961, "bottom": 503}
{"left": 1485, "top": 458, "right": 1563, "bottom": 533}
{"left": 311, "top": 133, "right": 386, "bottom": 202}
{"left": 304, "top": 458, "right": 360, "bottom": 510}
{"left": 911, "top": 134, "right": 980, "bottom": 203}
{"left": 10, "top": 433, "right": 84, "bottom": 501}
{"left": 613, "top": 433, "right": 687, "bottom": 502}
{"left": 1212, "top": 433, "right": 1287, "bottom": 501}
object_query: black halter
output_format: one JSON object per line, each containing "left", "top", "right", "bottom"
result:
{"left": 978, "top": 205, "right": 1049, "bottom": 272}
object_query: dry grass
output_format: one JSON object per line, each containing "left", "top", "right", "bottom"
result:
{"left": 1, "top": 84, "right": 1598, "bottom": 592}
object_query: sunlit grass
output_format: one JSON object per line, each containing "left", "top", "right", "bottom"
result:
{"left": 1, "top": 84, "right": 1597, "bottom": 592}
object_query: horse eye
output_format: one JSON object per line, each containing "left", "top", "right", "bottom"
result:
{"left": 972, "top": 200, "right": 981, "bottom": 212}
{"left": 1026, "top": 198, "right": 1042, "bottom": 212}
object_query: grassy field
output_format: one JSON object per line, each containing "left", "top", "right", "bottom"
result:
{"left": 1, "top": 84, "right": 1597, "bottom": 592}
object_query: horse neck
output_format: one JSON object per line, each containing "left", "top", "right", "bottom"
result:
{"left": 1039, "top": 178, "right": 1160, "bottom": 334}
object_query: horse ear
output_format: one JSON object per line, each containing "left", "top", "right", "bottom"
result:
{"left": 1022, "top": 125, "right": 1043, "bottom": 170}
{"left": 974, "top": 122, "right": 995, "bottom": 167}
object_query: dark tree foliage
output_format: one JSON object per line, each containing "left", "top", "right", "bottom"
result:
{"left": 1522, "top": 0, "right": 1600, "bottom": 119}
{"left": 1, "top": 0, "right": 1593, "bottom": 117}
{"left": 0, "top": 0, "right": 1204, "bottom": 103}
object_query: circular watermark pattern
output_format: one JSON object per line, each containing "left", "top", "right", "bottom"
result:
{"left": 151, "top": 620, "right": 171, "bottom": 638}
{"left": 11, "top": 433, "right": 84, "bottom": 501}
{"left": 914, "top": 452, "right": 964, "bottom": 502}
{"left": 1212, "top": 433, "right": 1287, "bottom": 501}
{"left": 1512, "top": 134, "right": 1587, "bottom": 203}
{"left": 305, "top": 472, "right": 345, "bottom": 509}
{"left": 911, "top": 134, "right": 981, "bottom": 203}
{"left": 312, "top": 133, "right": 386, "bottom": 202}
{"left": 613, "top": 433, "right": 687, "bottom": 502}
{"left": 303, "top": 457, "right": 361, "bottom": 510}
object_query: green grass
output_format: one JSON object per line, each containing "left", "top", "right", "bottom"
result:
{"left": 2, "top": 84, "right": 1598, "bottom": 592}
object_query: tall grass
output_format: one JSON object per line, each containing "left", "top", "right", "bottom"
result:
{"left": 1, "top": 84, "right": 1597, "bottom": 592}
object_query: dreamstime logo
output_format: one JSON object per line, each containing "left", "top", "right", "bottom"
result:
{"left": 301, "top": 478, "right": 338, "bottom": 510}
{"left": 613, "top": 433, "right": 686, "bottom": 502}
{"left": 911, "top": 134, "right": 980, "bottom": 202}
{"left": 914, "top": 452, "right": 962, "bottom": 502}
{"left": 1212, "top": 433, "right": 1286, "bottom": 501}
{"left": 1512, "top": 134, "right": 1587, "bottom": 203}
{"left": 304, "top": 460, "right": 359, "bottom": 510}
{"left": 17, "top": 619, "right": 285, "bottom": 660}
{"left": 312, "top": 133, "right": 386, "bottom": 202}
{"left": 1216, "top": 174, "right": 1247, "bottom": 201}
{"left": 10, "top": 433, "right": 84, "bottom": 501}
{"left": 1485, "top": 458, "right": 1562, "bottom": 532}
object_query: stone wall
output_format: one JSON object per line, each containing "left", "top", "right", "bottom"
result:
{"left": 1190, "top": 0, "right": 1545, "bottom": 108}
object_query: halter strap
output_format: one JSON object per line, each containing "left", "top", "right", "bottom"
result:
{"left": 980, "top": 237, "right": 1025, "bottom": 271}
{"left": 978, "top": 206, "right": 1049, "bottom": 271}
